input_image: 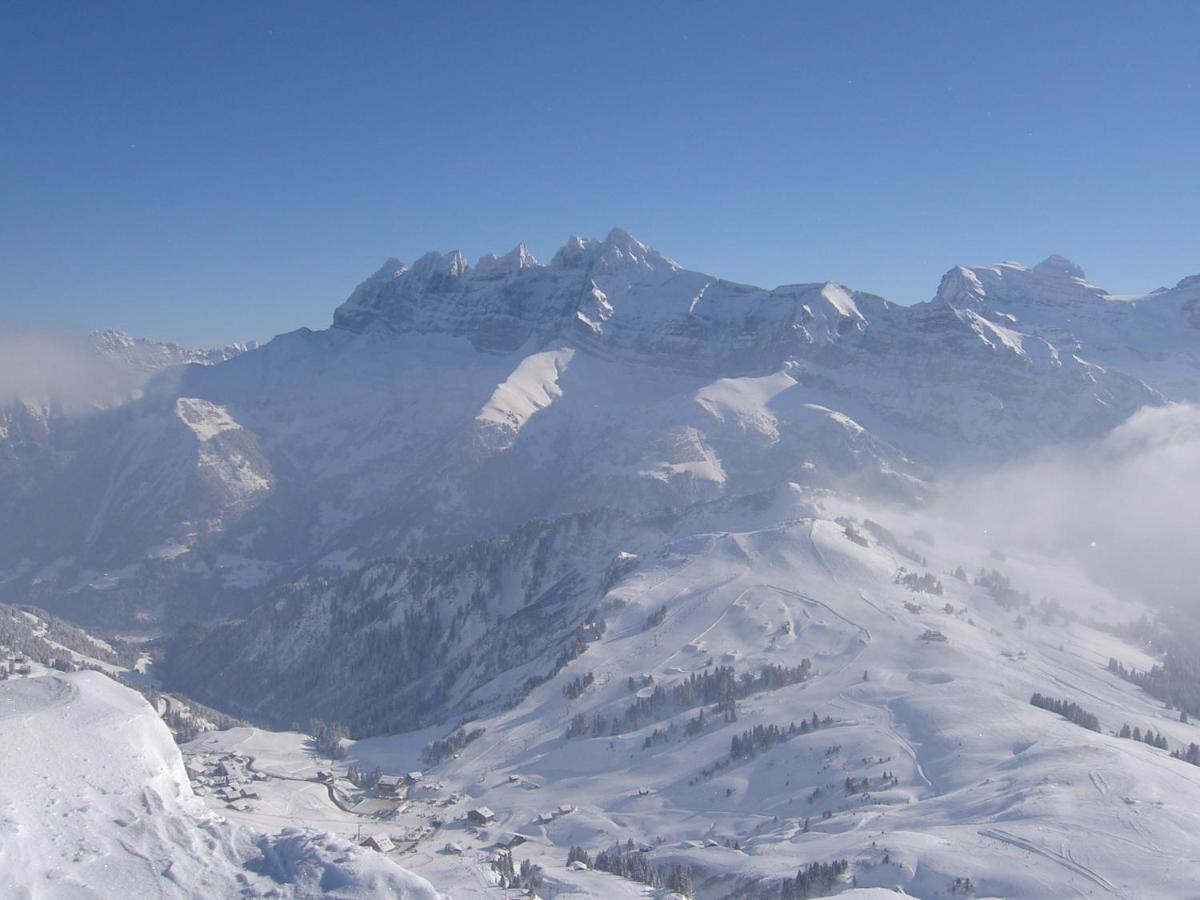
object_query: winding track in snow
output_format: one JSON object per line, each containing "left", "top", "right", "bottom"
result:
{"left": 979, "top": 827, "right": 1126, "bottom": 899}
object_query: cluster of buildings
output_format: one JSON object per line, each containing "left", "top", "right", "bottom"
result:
{"left": 185, "top": 752, "right": 267, "bottom": 811}
{"left": 1, "top": 651, "right": 33, "bottom": 678}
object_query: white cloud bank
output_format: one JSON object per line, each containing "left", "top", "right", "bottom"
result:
{"left": 0, "top": 326, "right": 144, "bottom": 410}
{"left": 933, "top": 402, "right": 1200, "bottom": 609}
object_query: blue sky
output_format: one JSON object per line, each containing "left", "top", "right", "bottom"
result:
{"left": 2, "top": 1, "right": 1197, "bottom": 346}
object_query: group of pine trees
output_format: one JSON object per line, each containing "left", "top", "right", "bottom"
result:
{"left": 976, "top": 569, "right": 1031, "bottom": 611}
{"left": 1172, "top": 742, "right": 1200, "bottom": 765}
{"left": 1117, "top": 722, "right": 1170, "bottom": 750}
{"left": 346, "top": 765, "right": 382, "bottom": 788}
{"left": 860, "top": 519, "right": 926, "bottom": 564}
{"left": 567, "top": 662, "right": 814, "bottom": 740}
{"left": 776, "top": 859, "right": 850, "bottom": 899}
{"left": 563, "top": 670, "right": 595, "bottom": 699}
{"left": 644, "top": 605, "right": 668, "bottom": 630}
{"left": 730, "top": 713, "right": 833, "bottom": 761}
{"left": 1029, "top": 693, "right": 1100, "bottom": 732}
{"left": 895, "top": 570, "right": 943, "bottom": 595}
{"left": 490, "top": 852, "right": 544, "bottom": 892}
{"left": 420, "top": 724, "right": 484, "bottom": 765}
{"left": 569, "top": 841, "right": 694, "bottom": 896}
{"left": 1109, "top": 655, "right": 1200, "bottom": 721}
{"left": 308, "top": 719, "right": 349, "bottom": 759}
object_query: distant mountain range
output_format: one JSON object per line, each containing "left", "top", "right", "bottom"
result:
{"left": 2, "top": 231, "right": 1195, "bottom": 633}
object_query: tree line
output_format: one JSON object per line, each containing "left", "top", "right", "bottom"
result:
{"left": 566, "top": 661, "right": 813, "bottom": 740}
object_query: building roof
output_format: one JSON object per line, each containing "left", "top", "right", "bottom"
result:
{"left": 361, "top": 834, "right": 395, "bottom": 853}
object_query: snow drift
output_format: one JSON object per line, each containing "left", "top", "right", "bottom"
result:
{"left": 0, "top": 671, "right": 439, "bottom": 899}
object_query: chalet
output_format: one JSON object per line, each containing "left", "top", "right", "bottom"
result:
{"left": 360, "top": 834, "right": 395, "bottom": 853}
{"left": 467, "top": 806, "right": 496, "bottom": 826}
{"left": 499, "top": 833, "right": 527, "bottom": 850}
{"left": 536, "top": 811, "right": 555, "bottom": 825}
{"left": 377, "top": 775, "right": 407, "bottom": 799}
{"left": 443, "top": 841, "right": 464, "bottom": 855}
{"left": 555, "top": 804, "right": 575, "bottom": 816}
{"left": 405, "top": 771, "right": 423, "bottom": 784}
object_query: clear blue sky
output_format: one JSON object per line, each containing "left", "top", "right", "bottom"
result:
{"left": 2, "top": 1, "right": 1197, "bottom": 347}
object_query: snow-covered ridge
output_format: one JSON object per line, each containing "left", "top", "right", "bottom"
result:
{"left": 0, "top": 671, "right": 439, "bottom": 899}
{"left": 332, "top": 230, "right": 1200, "bottom": 397}
{"left": 332, "top": 228, "right": 880, "bottom": 370}
{"left": 3, "top": 232, "right": 1195, "bottom": 633}
{"left": 92, "top": 328, "right": 259, "bottom": 372}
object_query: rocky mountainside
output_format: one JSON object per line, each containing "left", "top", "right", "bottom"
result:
{"left": 1, "top": 231, "right": 1192, "bottom": 630}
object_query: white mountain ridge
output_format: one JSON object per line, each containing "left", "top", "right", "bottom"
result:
{"left": 3, "top": 230, "right": 1188, "bottom": 630}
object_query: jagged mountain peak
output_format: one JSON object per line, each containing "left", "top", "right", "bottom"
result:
{"left": 90, "top": 328, "right": 256, "bottom": 372}
{"left": 409, "top": 249, "right": 469, "bottom": 280}
{"left": 475, "top": 241, "right": 538, "bottom": 275}
{"left": 933, "top": 255, "right": 1106, "bottom": 312}
{"left": 1033, "top": 254, "right": 1088, "bottom": 280}
{"left": 550, "top": 227, "right": 679, "bottom": 273}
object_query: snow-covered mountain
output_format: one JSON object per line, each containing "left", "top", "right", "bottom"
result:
{"left": 1, "top": 231, "right": 1186, "bottom": 630}
{"left": 3, "top": 230, "right": 1200, "bottom": 898}
{"left": 91, "top": 328, "right": 260, "bottom": 373}
{"left": 930, "top": 258, "right": 1200, "bottom": 398}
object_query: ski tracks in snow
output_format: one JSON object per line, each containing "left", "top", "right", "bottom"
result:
{"left": 979, "top": 827, "right": 1126, "bottom": 898}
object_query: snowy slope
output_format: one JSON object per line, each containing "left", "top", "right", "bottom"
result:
{"left": 0, "top": 670, "right": 440, "bottom": 899}
{"left": 170, "top": 484, "right": 1200, "bottom": 898}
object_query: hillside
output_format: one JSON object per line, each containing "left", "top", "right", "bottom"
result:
{"left": 0, "top": 670, "right": 439, "bottom": 898}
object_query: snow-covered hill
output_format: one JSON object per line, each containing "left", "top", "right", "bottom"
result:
{"left": 167, "top": 484, "right": 1200, "bottom": 898}
{"left": 0, "top": 670, "right": 439, "bottom": 899}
